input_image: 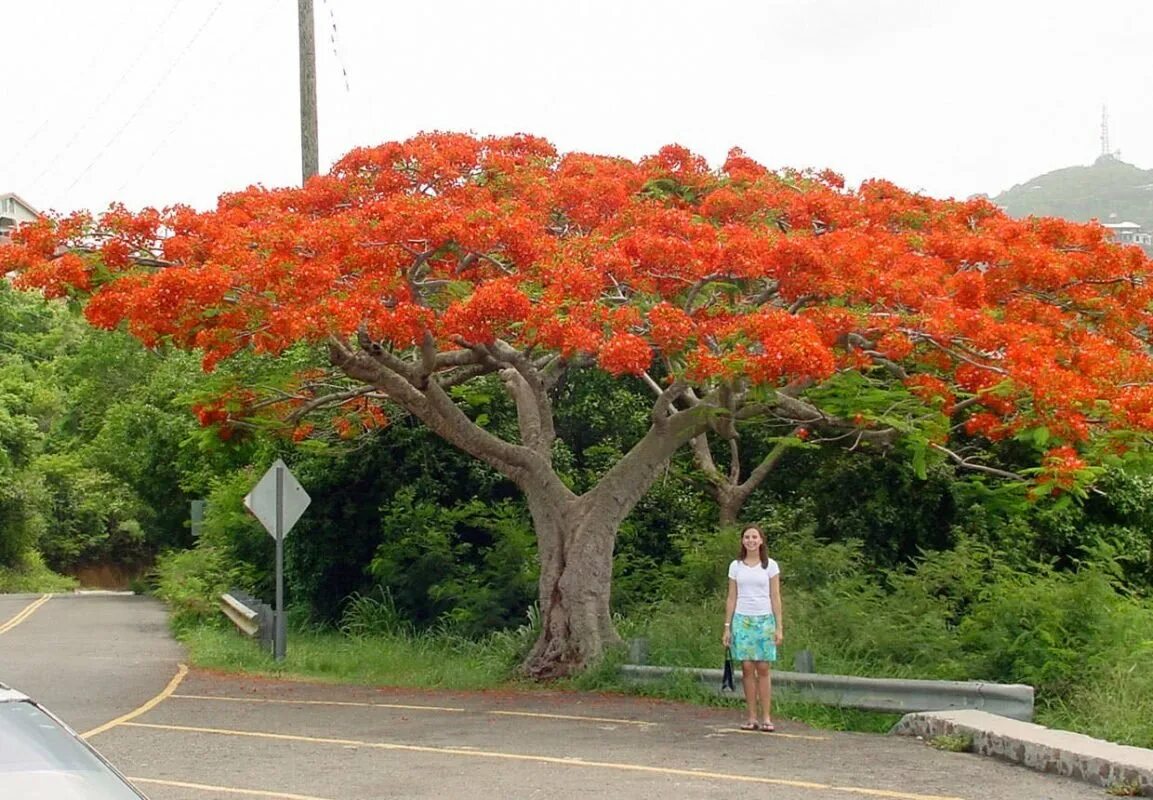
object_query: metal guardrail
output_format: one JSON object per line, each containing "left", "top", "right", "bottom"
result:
{"left": 220, "top": 593, "right": 260, "bottom": 636}
{"left": 619, "top": 664, "right": 1035, "bottom": 721}
{"left": 219, "top": 590, "right": 274, "bottom": 651}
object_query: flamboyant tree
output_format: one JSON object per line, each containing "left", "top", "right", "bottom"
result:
{"left": 6, "top": 132, "right": 1153, "bottom": 676}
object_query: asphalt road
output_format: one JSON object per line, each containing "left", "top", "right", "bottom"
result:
{"left": 0, "top": 593, "right": 1107, "bottom": 800}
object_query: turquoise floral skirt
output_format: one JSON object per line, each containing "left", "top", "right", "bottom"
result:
{"left": 731, "top": 612, "right": 777, "bottom": 662}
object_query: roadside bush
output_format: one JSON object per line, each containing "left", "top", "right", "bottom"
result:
{"left": 0, "top": 550, "right": 77, "bottom": 593}
{"left": 958, "top": 564, "right": 1139, "bottom": 700}
{"left": 195, "top": 467, "right": 274, "bottom": 600}
{"left": 31, "top": 453, "right": 148, "bottom": 571}
{"left": 367, "top": 491, "right": 538, "bottom": 636}
{"left": 0, "top": 469, "right": 48, "bottom": 566}
{"left": 152, "top": 544, "right": 244, "bottom": 631}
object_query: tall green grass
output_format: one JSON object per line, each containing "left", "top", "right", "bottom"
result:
{"left": 179, "top": 586, "right": 541, "bottom": 691}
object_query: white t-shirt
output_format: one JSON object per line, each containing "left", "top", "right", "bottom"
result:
{"left": 728, "top": 558, "right": 780, "bottom": 616}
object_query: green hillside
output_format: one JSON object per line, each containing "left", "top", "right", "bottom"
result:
{"left": 993, "top": 155, "right": 1153, "bottom": 230}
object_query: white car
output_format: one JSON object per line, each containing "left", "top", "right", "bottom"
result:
{"left": 0, "top": 682, "right": 148, "bottom": 798}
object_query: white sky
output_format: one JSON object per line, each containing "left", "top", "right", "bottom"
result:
{"left": 4, "top": 0, "right": 1152, "bottom": 216}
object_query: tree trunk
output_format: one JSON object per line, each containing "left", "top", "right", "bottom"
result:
{"left": 517, "top": 414, "right": 700, "bottom": 678}
{"left": 330, "top": 340, "right": 704, "bottom": 678}
{"left": 520, "top": 493, "right": 620, "bottom": 679}
{"left": 716, "top": 486, "right": 742, "bottom": 528}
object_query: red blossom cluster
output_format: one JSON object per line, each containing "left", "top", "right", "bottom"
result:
{"left": 4, "top": 131, "right": 1153, "bottom": 468}
{"left": 189, "top": 389, "right": 256, "bottom": 440}
{"left": 1035, "top": 446, "right": 1090, "bottom": 495}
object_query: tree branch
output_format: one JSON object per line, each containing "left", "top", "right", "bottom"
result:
{"left": 736, "top": 433, "right": 797, "bottom": 495}
{"left": 930, "top": 443, "right": 1023, "bottom": 480}
{"left": 329, "top": 334, "right": 536, "bottom": 477}
{"left": 846, "top": 333, "right": 909, "bottom": 380}
{"left": 689, "top": 435, "right": 722, "bottom": 485}
{"left": 284, "top": 386, "right": 385, "bottom": 422}
{"left": 356, "top": 324, "right": 415, "bottom": 379}
{"left": 652, "top": 379, "right": 690, "bottom": 427}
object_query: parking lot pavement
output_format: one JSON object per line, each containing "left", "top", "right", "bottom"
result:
{"left": 89, "top": 669, "right": 1106, "bottom": 800}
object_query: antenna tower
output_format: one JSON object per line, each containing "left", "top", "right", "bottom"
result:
{"left": 1101, "top": 106, "right": 1111, "bottom": 158}
{"left": 1100, "top": 106, "right": 1120, "bottom": 159}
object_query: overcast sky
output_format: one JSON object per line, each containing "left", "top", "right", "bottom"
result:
{"left": 4, "top": 0, "right": 1152, "bottom": 216}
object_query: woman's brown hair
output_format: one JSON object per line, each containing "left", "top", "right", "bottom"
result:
{"left": 737, "top": 525, "right": 768, "bottom": 569}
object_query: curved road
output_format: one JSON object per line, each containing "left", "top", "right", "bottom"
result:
{"left": 0, "top": 593, "right": 1107, "bottom": 800}
{"left": 0, "top": 592, "right": 184, "bottom": 733}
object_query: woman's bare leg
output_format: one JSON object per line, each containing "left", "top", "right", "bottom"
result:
{"left": 757, "top": 662, "right": 772, "bottom": 726}
{"left": 741, "top": 661, "right": 758, "bottom": 725}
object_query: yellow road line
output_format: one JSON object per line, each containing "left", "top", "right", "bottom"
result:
{"left": 129, "top": 777, "right": 336, "bottom": 800}
{"left": 172, "top": 693, "right": 651, "bottom": 726}
{"left": 728, "top": 728, "right": 828, "bottom": 741}
{"left": 0, "top": 594, "right": 51, "bottom": 635}
{"left": 490, "top": 709, "right": 655, "bottom": 726}
{"left": 172, "top": 693, "right": 467, "bottom": 713}
{"left": 83, "top": 663, "right": 189, "bottom": 738}
{"left": 123, "top": 721, "right": 965, "bottom": 800}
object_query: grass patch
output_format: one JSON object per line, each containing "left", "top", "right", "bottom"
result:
{"left": 180, "top": 624, "right": 534, "bottom": 692}
{"left": 1039, "top": 665, "right": 1153, "bottom": 750}
{"left": 0, "top": 552, "right": 78, "bottom": 593}
{"left": 928, "top": 733, "right": 973, "bottom": 752}
{"left": 1105, "top": 779, "right": 1143, "bottom": 797}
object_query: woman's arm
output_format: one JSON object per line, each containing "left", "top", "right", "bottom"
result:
{"left": 722, "top": 578, "right": 737, "bottom": 646}
{"left": 770, "top": 573, "right": 783, "bottom": 645}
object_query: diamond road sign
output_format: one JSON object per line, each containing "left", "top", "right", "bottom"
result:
{"left": 243, "top": 459, "right": 311, "bottom": 540}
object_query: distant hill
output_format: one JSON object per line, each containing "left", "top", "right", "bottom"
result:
{"left": 992, "top": 155, "right": 1153, "bottom": 231}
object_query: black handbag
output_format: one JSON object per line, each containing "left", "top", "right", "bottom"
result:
{"left": 721, "top": 648, "right": 735, "bottom": 692}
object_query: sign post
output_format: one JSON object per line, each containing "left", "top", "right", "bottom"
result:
{"left": 243, "top": 459, "right": 310, "bottom": 660}
{"left": 190, "top": 499, "right": 207, "bottom": 538}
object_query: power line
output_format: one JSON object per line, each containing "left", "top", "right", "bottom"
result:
{"left": 113, "top": 0, "right": 283, "bottom": 199}
{"left": 16, "top": 0, "right": 186, "bottom": 187}
{"left": 62, "top": 0, "right": 226, "bottom": 196}
{"left": 321, "top": 0, "right": 351, "bottom": 93}
{"left": 0, "top": 0, "right": 160, "bottom": 176}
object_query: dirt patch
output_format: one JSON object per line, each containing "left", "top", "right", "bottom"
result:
{"left": 70, "top": 563, "right": 146, "bottom": 590}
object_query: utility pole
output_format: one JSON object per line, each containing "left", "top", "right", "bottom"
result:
{"left": 299, "top": 0, "right": 319, "bottom": 183}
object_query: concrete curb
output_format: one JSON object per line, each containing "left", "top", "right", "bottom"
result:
{"left": 892, "top": 709, "right": 1153, "bottom": 796}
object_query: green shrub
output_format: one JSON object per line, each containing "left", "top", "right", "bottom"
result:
{"left": 958, "top": 566, "right": 1129, "bottom": 698}
{"left": 31, "top": 453, "right": 148, "bottom": 571}
{"left": 153, "top": 545, "right": 242, "bottom": 631}
{"left": 0, "top": 469, "right": 48, "bottom": 567}
{"left": 367, "top": 492, "right": 537, "bottom": 636}
{"left": 0, "top": 550, "right": 77, "bottom": 593}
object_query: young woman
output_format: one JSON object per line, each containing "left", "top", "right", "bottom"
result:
{"left": 721, "top": 524, "right": 784, "bottom": 732}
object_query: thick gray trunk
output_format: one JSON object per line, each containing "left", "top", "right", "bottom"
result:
{"left": 331, "top": 338, "right": 708, "bottom": 677}
{"left": 717, "top": 487, "right": 743, "bottom": 527}
{"left": 520, "top": 493, "right": 620, "bottom": 678}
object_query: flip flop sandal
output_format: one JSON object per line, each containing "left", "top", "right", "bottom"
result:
{"left": 760, "top": 721, "right": 775, "bottom": 732}
{"left": 739, "top": 722, "right": 760, "bottom": 731}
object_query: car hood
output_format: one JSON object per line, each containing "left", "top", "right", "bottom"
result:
{"left": 1, "top": 769, "right": 147, "bottom": 799}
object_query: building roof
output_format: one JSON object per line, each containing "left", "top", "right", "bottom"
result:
{"left": 0, "top": 192, "right": 41, "bottom": 217}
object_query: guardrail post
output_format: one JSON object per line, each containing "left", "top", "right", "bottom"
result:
{"left": 627, "top": 638, "right": 649, "bottom": 665}
{"left": 794, "top": 649, "right": 815, "bottom": 673}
